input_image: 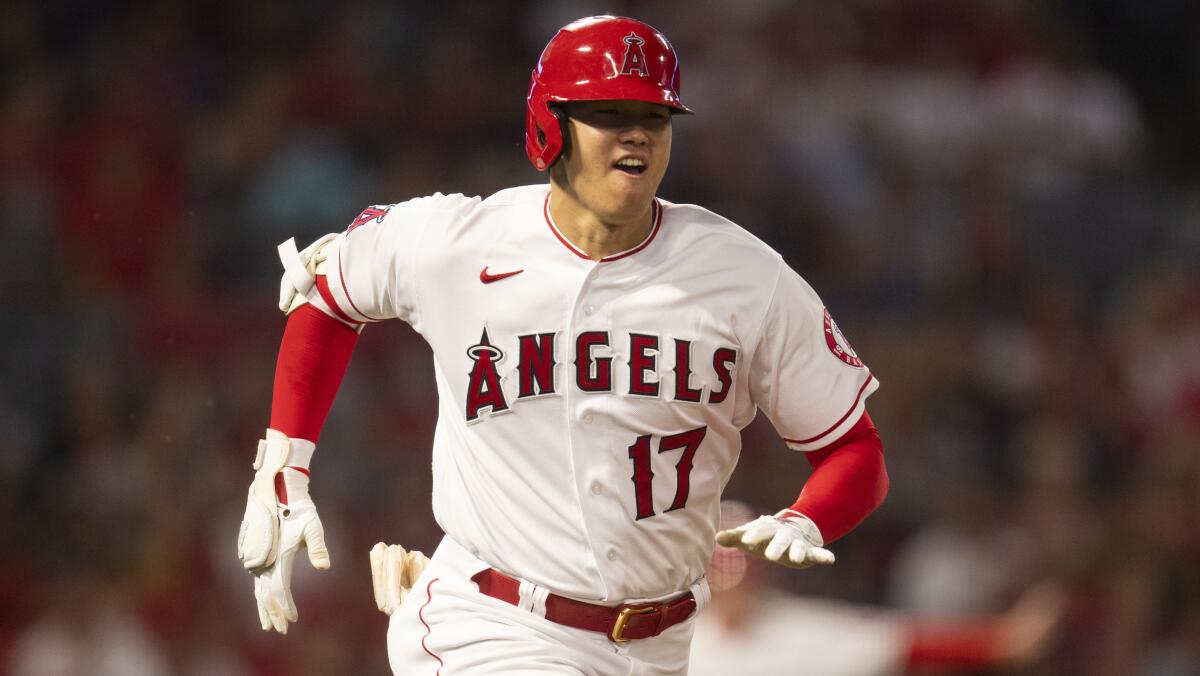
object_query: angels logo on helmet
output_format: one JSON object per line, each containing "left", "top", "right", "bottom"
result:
{"left": 620, "top": 32, "right": 649, "bottom": 76}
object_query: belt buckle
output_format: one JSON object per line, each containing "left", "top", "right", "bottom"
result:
{"left": 610, "top": 604, "right": 660, "bottom": 643}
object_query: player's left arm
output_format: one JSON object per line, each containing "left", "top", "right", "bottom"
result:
{"left": 718, "top": 260, "right": 887, "bottom": 569}
{"left": 785, "top": 410, "right": 887, "bottom": 544}
{"left": 717, "top": 412, "right": 887, "bottom": 568}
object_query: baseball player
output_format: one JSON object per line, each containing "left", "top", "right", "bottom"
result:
{"left": 689, "top": 502, "right": 1067, "bottom": 676}
{"left": 237, "top": 15, "right": 889, "bottom": 675}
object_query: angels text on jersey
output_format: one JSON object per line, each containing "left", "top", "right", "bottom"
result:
{"left": 465, "top": 326, "right": 737, "bottom": 422}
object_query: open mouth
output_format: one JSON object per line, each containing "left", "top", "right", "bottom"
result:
{"left": 613, "top": 158, "right": 647, "bottom": 175}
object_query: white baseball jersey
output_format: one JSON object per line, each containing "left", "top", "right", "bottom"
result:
{"left": 316, "top": 183, "right": 878, "bottom": 603}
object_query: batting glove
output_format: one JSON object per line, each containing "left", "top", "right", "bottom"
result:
{"left": 369, "top": 543, "right": 431, "bottom": 616}
{"left": 237, "top": 429, "right": 330, "bottom": 634}
{"left": 715, "top": 510, "right": 835, "bottom": 570}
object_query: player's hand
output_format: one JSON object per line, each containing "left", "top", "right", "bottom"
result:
{"left": 715, "top": 510, "right": 835, "bottom": 570}
{"left": 237, "top": 430, "right": 329, "bottom": 634}
{"left": 369, "top": 543, "right": 431, "bottom": 616}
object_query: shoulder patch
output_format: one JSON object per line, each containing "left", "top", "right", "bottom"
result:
{"left": 347, "top": 204, "right": 393, "bottom": 232}
{"left": 823, "top": 308, "right": 864, "bottom": 368}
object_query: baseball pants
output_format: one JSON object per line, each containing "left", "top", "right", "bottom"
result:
{"left": 387, "top": 536, "right": 709, "bottom": 675}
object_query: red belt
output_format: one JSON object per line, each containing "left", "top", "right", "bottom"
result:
{"left": 471, "top": 568, "right": 697, "bottom": 642}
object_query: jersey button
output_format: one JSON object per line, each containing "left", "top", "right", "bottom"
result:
{"left": 582, "top": 413, "right": 594, "bottom": 424}
{"left": 590, "top": 482, "right": 602, "bottom": 495}
{"left": 589, "top": 269, "right": 599, "bottom": 280}
{"left": 606, "top": 549, "right": 618, "bottom": 561}
{"left": 583, "top": 304, "right": 595, "bottom": 315}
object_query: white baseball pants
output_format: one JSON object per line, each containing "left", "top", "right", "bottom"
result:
{"left": 387, "top": 536, "right": 709, "bottom": 675}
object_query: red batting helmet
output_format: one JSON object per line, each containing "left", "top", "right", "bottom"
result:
{"left": 525, "top": 16, "right": 692, "bottom": 171}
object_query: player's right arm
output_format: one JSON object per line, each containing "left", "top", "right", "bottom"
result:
{"left": 236, "top": 235, "right": 362, "bottom": 634}
{"left": 239, "top": 194, "right": 478, "bottom": 632}
{"left": 237, "top": 202, "right": 427, "bottom": 633}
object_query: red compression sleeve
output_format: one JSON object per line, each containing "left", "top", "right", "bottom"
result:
{"left": 906, "top": 620, "right": 1004, "bottom": 667}
{"left": 269, "top": 303, "right": 359, "bottom": 443}
{"left": 786, "top": 412, "right": 888, "bottom": 543}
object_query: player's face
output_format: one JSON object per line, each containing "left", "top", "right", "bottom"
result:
{"left": 556, "top": 100, "right": 672, "bottom": 225}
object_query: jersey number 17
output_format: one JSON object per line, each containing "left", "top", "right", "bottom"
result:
{"left": 627, "top": 426, "right": 707, "bottom": 520}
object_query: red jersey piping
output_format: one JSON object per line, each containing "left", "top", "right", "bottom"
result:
{"left": 337, "top": 244, "right": 383, "bottom": 322}
{"left": 315, "top": 276, "right": 362, "bottom": 325}
{"left": 419, "top": 578, "right": 444, "bottom": 674}
{"left": 543, "top": 193, "right": 663, "bottom": 262}
{"left": 784, "top": 374, "right": 876, "bottom": 446}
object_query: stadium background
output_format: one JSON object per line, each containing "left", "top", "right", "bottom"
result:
{"left": 0, "top": 1, "right": 1197, "bottom": 674}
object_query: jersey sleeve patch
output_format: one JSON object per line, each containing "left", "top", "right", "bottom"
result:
{"left": 823, "top": 308, "right": 864, "bottom": 368}
{"left": 347, "top": 205, "right": 393, "bottom": 233}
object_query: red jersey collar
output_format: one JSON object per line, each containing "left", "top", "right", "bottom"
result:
{"left": 543, "top": 193, "right": 663, "bottom": 263}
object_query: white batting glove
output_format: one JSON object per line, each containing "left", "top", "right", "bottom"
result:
{"left": 277, "top": 233, "right": 338, "bottom": 314}
{"left": 369, "top": 543, "right": 431, "bottom": 616}
{"left": 715, "top": 510, "right": 835, "bottom": 570}
{"left": 237, "top": 430, "right": 330, "bottom": 634}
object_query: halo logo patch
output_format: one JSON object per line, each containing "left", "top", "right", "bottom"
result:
{"left": 465, "top": 328, "right": 510, "bottom": 421}
{"left": 347, "top": 205, "right": 392, "bottom": 232}
{"left": 823, "top": 308, "right": 863, "bottom": 368}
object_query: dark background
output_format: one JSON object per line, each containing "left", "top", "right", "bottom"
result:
{"left": 0, "top": 1, "right": 1197, "bottom": 674}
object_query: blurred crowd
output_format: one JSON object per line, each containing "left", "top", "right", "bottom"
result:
{"left": 0, "top": 1, "right": 1197, "bottom": 675}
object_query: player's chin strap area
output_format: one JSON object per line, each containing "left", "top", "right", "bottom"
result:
{"left": 471, "top": 568, "right": 709, "bottom": 643}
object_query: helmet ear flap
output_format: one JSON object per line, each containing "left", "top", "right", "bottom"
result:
{"left": 550, "top": 104, "right": 570, "bottom": 166}
{"left": 525, "top": 84, "right": 565, "bottom": 171}
{"left": 532, "top": 105, "right": 570, "bottom": 171}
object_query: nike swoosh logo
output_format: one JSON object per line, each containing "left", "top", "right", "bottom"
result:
{"left": 480, "top": 267, "right": 525, "bottom": 284}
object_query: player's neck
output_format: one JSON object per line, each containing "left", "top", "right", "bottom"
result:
{"left": 548, "top": 183, "right": 654, "bottom": 261}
